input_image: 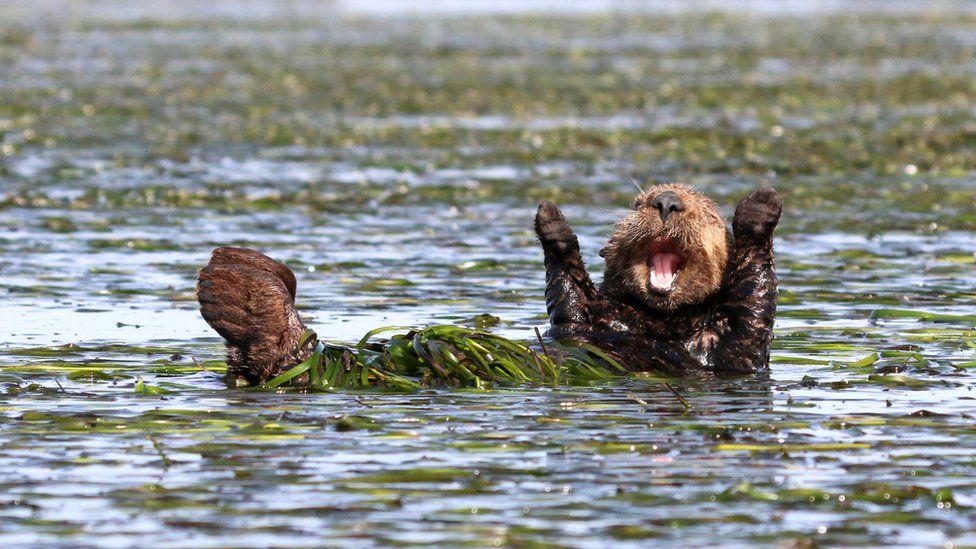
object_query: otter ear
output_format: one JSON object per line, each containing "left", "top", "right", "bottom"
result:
{"left": 598, "top": 247, "right": 607, "bottom": 258}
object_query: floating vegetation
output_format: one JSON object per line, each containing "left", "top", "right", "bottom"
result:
{"left": 262, "top": 326, "right": 627, "bottom": 391}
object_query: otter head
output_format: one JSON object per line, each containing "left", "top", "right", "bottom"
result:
{"left": 600, "top": 183, "right": 729, "bottom": 311}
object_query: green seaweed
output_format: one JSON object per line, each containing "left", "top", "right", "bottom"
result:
{"left": 261, "top": 325, "right": 628, "bottom": 391}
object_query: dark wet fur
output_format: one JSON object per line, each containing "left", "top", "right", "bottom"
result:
{"left": 535, "top": 187, "right": 781, "bottom": 375}
{"left": 196, "top": 189, "right": 779, "bottom": 383}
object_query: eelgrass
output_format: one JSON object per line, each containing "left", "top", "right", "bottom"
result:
{"left": 262, "top": 325, "right": 629, "bottom": 391}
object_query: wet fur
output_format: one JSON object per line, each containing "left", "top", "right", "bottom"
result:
{"left": 601, "top": 184, "right": 730, "bottom": 312}
{"left": 196, "top": 247, "right": 318, "bottom": 385}
{"left": 196, "top": 186, "right": 780, "bottom": 383}
{"left": 536, "top": 185, "right": 781, "bottom": 375}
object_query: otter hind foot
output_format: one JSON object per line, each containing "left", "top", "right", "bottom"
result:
{"left": 196, "top": 247, "right": 314, "bottom": 384}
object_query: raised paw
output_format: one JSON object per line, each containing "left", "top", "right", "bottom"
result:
{"left": 733, "top": 188, "right": 782, "bottom": 242}
{"left": 535, "top": 201, "right": 579, "bottom": 256}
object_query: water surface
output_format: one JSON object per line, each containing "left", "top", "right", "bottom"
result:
{"left": 1, "top": 3, "right": 975, "bottom": 546}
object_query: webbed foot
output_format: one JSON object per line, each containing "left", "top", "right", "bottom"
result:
{"left": 197, "top": 247, "right": 314, "bottom": 384}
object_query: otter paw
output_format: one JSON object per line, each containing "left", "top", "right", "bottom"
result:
{"left": 733, "top": 188, "right": 782, "bottom": 241}
{"left": 535, "top": 201, "right": 580, "bottom": 255}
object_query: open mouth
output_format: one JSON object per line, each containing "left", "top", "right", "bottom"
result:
{"left": 648, "top": 237, "right": 686, "bottom": 293}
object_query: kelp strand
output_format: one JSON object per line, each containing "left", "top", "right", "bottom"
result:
{"left": 261, "top": 325, "right": 626, "bottom": 390}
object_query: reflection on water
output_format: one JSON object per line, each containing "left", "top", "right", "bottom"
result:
{"left": 1, "top": 2, "right": 975, "bottom": 547}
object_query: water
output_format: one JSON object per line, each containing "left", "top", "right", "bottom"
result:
{"left": 1, "top": 2, "right": 975, "bottom": 546}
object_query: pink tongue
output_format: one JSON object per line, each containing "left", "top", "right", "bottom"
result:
{"left": 651, "top": 253, "right": 682, "bottom": 289}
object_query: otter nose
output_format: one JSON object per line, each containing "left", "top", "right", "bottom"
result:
{"left": 650, "top": 191, "right": 684, "bottom": 222}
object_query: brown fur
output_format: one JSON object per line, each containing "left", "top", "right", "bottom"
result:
{"left": 600, "top": 184, "right": 729, "bottom": 311}
{"left": 194, "top": 186, "right": 781, "bottom": 382}
{"left": 196, "top": 247, "right": 317, "bottom": 385}
{"left": 536, "top": 186, "right": 781, "bottom": 374}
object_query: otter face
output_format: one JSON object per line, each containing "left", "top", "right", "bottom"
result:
{"left": 600, "top": 184, "right": 729, "bottom": 311}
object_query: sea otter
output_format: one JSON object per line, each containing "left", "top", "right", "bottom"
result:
{"left": 196, "top": 185, "right": 781, "bottom": 384}
{"left": 535, "top": 185, "right": 781, "bottom": 376}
